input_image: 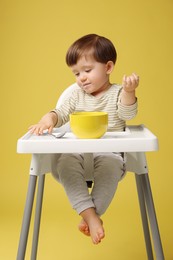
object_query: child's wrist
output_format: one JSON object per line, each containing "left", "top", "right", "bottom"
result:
{"left": 49, "top": 111, "right": 58, "bottom": 125}
{"left": 120, "top": 89, "right": 136, "bottom": 105}
{"left": 122, "top": 88, "right": 135, "bottom": 95}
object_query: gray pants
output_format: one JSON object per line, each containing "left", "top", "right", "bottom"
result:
{"left": 52, "top": 153, "right": 126, "bottom": 216}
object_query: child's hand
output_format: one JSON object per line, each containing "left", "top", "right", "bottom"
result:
{"left": 122, "top": 73, "right": 139, "bottom": 93}
{"left": 28, "top": 112, "right": 58, "bottom": 135}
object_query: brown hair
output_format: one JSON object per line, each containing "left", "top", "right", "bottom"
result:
{"left": 66, "top": 34, "right": 117, "bottom": 66}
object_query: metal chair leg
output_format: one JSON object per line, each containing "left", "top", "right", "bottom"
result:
{"left": 17, "top": 175, "right": 37, "bottom": 260}
{"left": 31, "top": 174, "right": 45, "bottom": 260}
{"left": 135, "top": 174, "right": 154, "bottom": 260}
{"left": 141, "top": 174, "right": 165, "bottom": 260}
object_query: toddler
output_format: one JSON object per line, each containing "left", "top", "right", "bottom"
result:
{"left": 29, "top": 34, "right": 139, "bottom": 244}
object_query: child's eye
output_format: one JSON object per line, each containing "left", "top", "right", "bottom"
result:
{"left": 75, "top": 73, "right": 80, "bottom": 77}
{"left": 85, "top": 69, "right": 91, "bottom": 73}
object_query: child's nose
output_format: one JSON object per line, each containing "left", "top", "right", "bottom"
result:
{"left": 80, "top": 74, "right": 87, "bottom": 82}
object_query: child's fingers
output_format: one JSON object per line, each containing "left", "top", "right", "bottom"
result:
{"left": 28, "top": 124, "right": 44, "bottom": 135}
{"left": 123, "top": 75, "right": 127, "bottom": 82}
{"left": 28, "top": 125, "right": 37, "bottom": 134}
{"left": 48, "top": 126, "right": 54, "bottom": 134}
{"left": 132, "top": 73, "right": 139, "bottom": 83}
{"left": 122, "top": 75, "right": 128, "bottom": 86}
{"left": 127, "top": 73, "right": 139, "bottom": 87}
{"left": 122, "top": 73, "right": 139, "bottom": 92}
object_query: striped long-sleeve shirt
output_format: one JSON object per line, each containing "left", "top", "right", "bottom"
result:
{"left": 54, "top": 84, "right": 137, "bottom": 132}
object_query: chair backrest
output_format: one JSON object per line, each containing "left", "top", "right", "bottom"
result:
{"left": 56, "top": 83, "right": 80, "bottom": 108}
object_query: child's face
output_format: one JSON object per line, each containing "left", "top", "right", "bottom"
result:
{"left": 70, "top": 55, "right": 113, "bottom": 96}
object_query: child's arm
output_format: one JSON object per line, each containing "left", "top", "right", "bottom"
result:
{"left": 120, "top": 73, "right": 139, "bottom": 105}
{"left": 28, "top": 112, "right": 58, "bottom": 135}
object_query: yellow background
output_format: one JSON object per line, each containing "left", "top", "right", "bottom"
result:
{"left": 1, "top": 0, "right": 172, "bottom": 259}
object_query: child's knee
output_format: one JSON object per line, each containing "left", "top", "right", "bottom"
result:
{"left": 95, "top": 154, "right": 125, "bottom": 179}
{"left": 58, "top": 154, "right": 83, "bottom": 170}
{"left": 53, "top": 153, "right": 84, "bottom": 183}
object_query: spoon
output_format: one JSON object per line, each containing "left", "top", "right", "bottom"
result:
{"left": 49, "top": 132, "right": 66, "bottom": 139}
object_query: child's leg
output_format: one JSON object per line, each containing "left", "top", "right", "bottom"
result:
{"left": 52, "top": 153, "right": 105, "bottom": 244}
{"left": 52, "top": 153, "right": 95, "bottom": 214}
{"left": 91, "top": 153, "right": 125, "bottom": 216}
{"left": 51, "top": 153, "right": 124, "bottom": 244}
{"left": 79, "top": 153, "right": 125, "bottom": 241}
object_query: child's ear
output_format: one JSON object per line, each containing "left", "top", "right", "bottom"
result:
{"left": 106, "top": 61, "right": 114, "bottom": 74}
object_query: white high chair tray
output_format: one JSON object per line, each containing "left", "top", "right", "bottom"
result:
{"left": 17, "top": 125, "right": 158, "bottom": 154}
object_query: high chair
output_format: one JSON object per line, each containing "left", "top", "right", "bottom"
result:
{"left": 16, "top": 83, "right": 164, "bottom": 260}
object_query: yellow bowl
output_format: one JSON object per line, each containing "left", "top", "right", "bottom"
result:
{"left": 70, "top": 111, "right": 108, "bottom": 139}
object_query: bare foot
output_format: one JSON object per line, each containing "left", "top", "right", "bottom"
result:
{"left": 80, "top": 208, "right": 105, "bottom": 244}
{"left": 78, "top": 219, "right": 90, "bottom": 236}
{"left": 88, "top": 216, "right": 105, "bottom": 244}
